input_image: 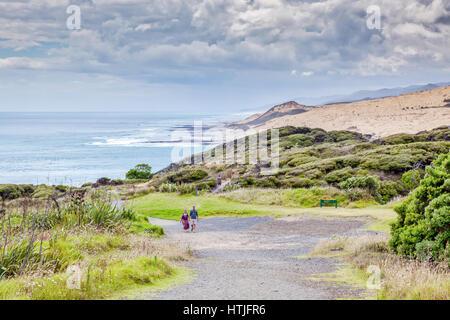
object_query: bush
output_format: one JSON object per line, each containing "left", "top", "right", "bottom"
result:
{"left": 286, "top": 178, "right": 314, "bottom": 188}
{"left": 239, "top": 177, "right": 256, "bottom": 187}
{"left": 20, "top": 185, "right": 35, "bottom": 196}
{"left": 340, "top": 176, "right": 379, "bottom": 195}
{"left": 377, "top": 180, "right": 407, "bottom": 204}
{"left": 177, "top": 184, "right": 197, "bottom": 195}
{"left": 401, "top": 169, "right": 423, "bottom": 190}
{"left": 254, "top": 176, "right": 282, "bottom": 188}
{"left": 0, "top": 185, "right": 23, "bottom": 201}
{"left": 339, "top": 176, "right": 406, "bottom": 204}
{"left": 390, "top": 153, "right": 449, "bottom": 262}
{"left": 197, "top": 179, "right": 217, "bottom": 191}
{"left": 344, "top": 187, "right": 371, "bottom": 202}
{"left": 167, "top": 169, "right": 208, "bottom": 184}
{"left": 158, "top": 183, "right": 177, "bottom": 193}
{"left": 55, "top": 185, "right": 69, "bottom": 193}
{"left": 126, "top": 164, "right": 153, "bottom": 180}
{"left": 31, "top": 185, "right": 54, "bottom": 200}
{"left": 324, "top": 167, "right": 354, "bottom": 184}
{"left": 379, "top": 133, "right": 415, "bottom": 145}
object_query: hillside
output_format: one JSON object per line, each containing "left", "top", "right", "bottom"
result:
{"left": 232, "top": 101, "right": 312, "bottom": 127}
{"left": 233, "top": 86, "right": 450, "bottom": 138}
{"left": 147, "top": 126, "right": 450, "bottom": 207}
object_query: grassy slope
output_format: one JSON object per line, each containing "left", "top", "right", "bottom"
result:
{"left": 129, "top": 192, "right": 396, "bottom": 232}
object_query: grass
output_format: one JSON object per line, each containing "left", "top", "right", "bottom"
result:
{"left": 0, "top": 230, "right": 192, "bottom": 300}
{"left": 217, "top": 187, "right": 351, "bottom": 208}
{"left": 129, "top": 192, "right": 277, "bottom": 220}
{"left": 129, "top": 192, "right": 396, "bottom": 232}
{"left": 304, "top": 263, "right": 375, "bottom": 300}
{"left": 0, "top": 192, "right": 191, "bottom": 299}
{"left": 306, "top": 235, "right": 450, "bottom": 300}
{"left": 0, "top": 256, "right": 174, "bottom": 300}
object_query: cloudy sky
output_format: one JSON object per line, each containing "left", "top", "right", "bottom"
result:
{"left": 0, "top": 0, "right": 449, "bottom": 113}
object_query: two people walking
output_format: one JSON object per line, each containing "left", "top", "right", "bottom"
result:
{"left": 180, "top": 206, "right": 199, "bottom": 232}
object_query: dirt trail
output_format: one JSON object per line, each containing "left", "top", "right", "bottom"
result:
{"left": 137, "top": 215, "right": 376, "bottom": 300}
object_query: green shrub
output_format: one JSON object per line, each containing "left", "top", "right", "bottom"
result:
{"left": 340, "top": 176, "right": 379, "bottom": 194}
{"left": 401, "top": 169, "right": 423, "bottom": 190}
{"left": 377, "top": 180, "right": 407, "bottom": 204}
{"left": 126, "top": 164, "right": 153, "bottom": 180}
{"left": 55, "top": 185, "right": 69, "bottom": 193}
{"left": 286, "top": 156, "right": 318, "bottom": 167}
{"left": 255, "top": 176, "right": 282, "bottom": 188}
{"left": 177, "top": 184, "right": 197, "bottom": 195}
{"left": 379, "top": 133, "right": 415, "bottom": 145}
{"left": 167, "top": 169, "right": 208, "bottom": 184}
{"left": 304, "top": 169, "right": 323, "bottom": 179}
{"left": 344, "top": 187, "right": 371, "bottom": 202}
{"left": 239, "top": 177, "right": 256, "bottom": 187}
{"left": 158, "top": 183, "right": 177, "bottom": 193}
{"left": 0, "top": 185, "right": 23, "bottom": 201}
{"left": 32, "top": 185, "right": 54, "bottom": 199}
{"left": 20, "top": 185, "right": 35, "bottom": 196}
{"left": 390, "top": 153, "right": 449, "bottom": 262}
{"left": 329, "top": 130, "right": 362, "bottom": 142}
{"left": 206, "top": 178, "right": 217, "bottom": 189}
{"left": 285, "top": 178, "right": 314, "bottom": 188}
{"left": 324, "top": 167, "right": 354, "bottom": 184}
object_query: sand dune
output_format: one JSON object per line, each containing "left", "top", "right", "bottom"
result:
{"left": 239, "top": 86, "right": 450, "bottom": 138}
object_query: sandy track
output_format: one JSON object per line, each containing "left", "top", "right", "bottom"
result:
{"left": 137, "top": 215, "right": 375, "bottom": 300}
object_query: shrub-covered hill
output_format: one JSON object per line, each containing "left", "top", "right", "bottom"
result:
{"left": 149, "top": 126, "right": 449, "bottom": 205}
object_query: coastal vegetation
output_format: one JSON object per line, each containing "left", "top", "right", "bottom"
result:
{"left": 126, "top": 164, "right": 154, "bottom": 180}
{"left": 390, "top": 153, "right": 449, "bottom": 262}
{"left": 305, "top": 154, "right": 449, "bottom": 299}
{"left": 126, "top": 125, "right": 449, "bottom": 300}
{"left": 1, "top": 125, "right": 448, "bottom": 300}
{"left": 0, "top": 190, "right": 187, "bottom": 299}
{"left": 309, "top": 235, "right": 449, "bottom": 300}
{"left": 143, "top": 126, "right": 449, "bottom": 207}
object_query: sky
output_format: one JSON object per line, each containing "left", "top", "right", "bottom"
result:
{"left": 0, "top": 0, "right": 449, "bottom": 113}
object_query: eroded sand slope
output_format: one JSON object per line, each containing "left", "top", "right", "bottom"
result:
{"left": 244, "top": 86, "right": 450, "bottom": 138}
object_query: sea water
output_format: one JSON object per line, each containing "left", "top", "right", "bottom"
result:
{"left": 0, "top": 112, "right": 232, "bottom": 186}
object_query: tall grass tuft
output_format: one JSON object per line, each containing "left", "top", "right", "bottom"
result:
{"left": 0, "top": 192, "right": 136, "bottom": 280}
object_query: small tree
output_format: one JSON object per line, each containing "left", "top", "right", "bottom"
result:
{"left": 126, "top": 164, "right": 153, "bottom": 180}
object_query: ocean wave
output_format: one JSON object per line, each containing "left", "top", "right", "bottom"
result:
{"left": 88, "top": 137, "right": 149, "bottom": 147}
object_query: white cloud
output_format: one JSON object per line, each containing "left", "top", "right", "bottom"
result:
{"left": 0, "top": 57, "right": 49, "bottom": 69}
{"left": 0, "top": 0, "right": 447, "bottom": 79}
{"left": 301, "top": 71, "right": 314, "bottom": 77}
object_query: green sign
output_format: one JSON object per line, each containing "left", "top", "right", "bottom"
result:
{"left": 320, "top": 199, "right": 337, "bottom": 208}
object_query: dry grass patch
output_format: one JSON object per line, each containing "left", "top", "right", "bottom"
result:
{"left": 310, "top": 235, "right": 449, "bottom": 300}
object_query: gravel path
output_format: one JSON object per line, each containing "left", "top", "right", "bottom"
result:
{"left": 137, "top": 215, "right": 375, "bottom": 300}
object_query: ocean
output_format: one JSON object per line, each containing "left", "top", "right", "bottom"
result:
{"left": 0, "top": 112, "right": 237, "bottom": 186}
